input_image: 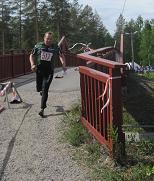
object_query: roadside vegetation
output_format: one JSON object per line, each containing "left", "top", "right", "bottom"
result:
{"left": 1, "top": 1, "right": 154, "bottom": 72}
{"left": 141, "top": 72, "right": 154, "bottom": 81}
{"left": 61, "top": 72, "right": 154, "bottom": 180}
{"left": 123, "top": 72, "right": 154, "bottom": 130}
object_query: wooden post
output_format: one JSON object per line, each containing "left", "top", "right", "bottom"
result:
{"left": 109, "top": 67, "right": 125, "bottom": 158}
{"left": 120, "top": 33, "right": 124, "bottom": 64}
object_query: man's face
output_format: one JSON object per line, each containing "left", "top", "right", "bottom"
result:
{"left": 44, "top": 34, "right": 53, "bottom": 46}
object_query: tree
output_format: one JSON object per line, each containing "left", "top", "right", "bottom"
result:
{"left": 139, "top": 20, "right": 154, "bottom": 66}
{"left": 133, "top": 16, "right": 144, "bottom": 63}
{"left": 0, "top": 0, "right": 134, "bottom": 52}
{"left": 22, "top": 17, "right": 36, "bottom": 49}
{"left": 11, "top": 0, "right": 25, "bottom": 49}
{"left": 0, "top": 0, "right": 12, "bottom": 53}
{"left": 23, "top": 0, "right": 42, "bottom": 42}
{"left": 68, "top": 0, "right": 83, "bottom": 44}
{"left": 136, "top": 16, "right": 144, "bottom": 32}
{"left": 114, "top": 14, "right": 126, "bottom": 51}
{"left": 47, "top": 0, "right": 71, "bottom": 40}
{"left": 38, "top": 3, "right": 51, "bottom": 38}
{"left": 124, "top": 19, "right": 138, "bottom": 63}
{"left": 73, "top": 5, "right": 111, "bottom": 49}
{"left": 118, "top": 17, "right": 143, "bottom": 63}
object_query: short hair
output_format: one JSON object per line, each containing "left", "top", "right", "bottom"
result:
{"left": 44, "top": 31, "right": 54, "bottom": 37}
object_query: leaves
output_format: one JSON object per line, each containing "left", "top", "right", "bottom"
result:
{"left": 0, "top": 0, "right": 113, "bottom": 52}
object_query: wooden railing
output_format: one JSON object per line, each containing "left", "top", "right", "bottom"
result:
{"left": 0, "top": 52, "right": 84, "bottom": 82}
{"left": 0, "top": 47, "right": 125, "bottom": 156}
{"left": 0, "top": 51, "right": 31, "bottom": 82}
{"left": 78, "top": 47, "right": 125, "bottom": 156}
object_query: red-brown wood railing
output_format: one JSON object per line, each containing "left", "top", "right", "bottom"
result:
{"left": 78, "top": 47, "right": 125, "bottom": 156}
{"left": 0, "top": 47, "right": 125, "bottom": 156}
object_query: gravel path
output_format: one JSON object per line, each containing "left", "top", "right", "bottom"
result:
{"left": 0, "top": 69, "right": 90, "bottom": 181}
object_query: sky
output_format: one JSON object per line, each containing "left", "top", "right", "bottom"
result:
{"left": 75, "top": 0, "right": 154, "bottom": 35}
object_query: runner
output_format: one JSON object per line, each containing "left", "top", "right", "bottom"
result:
{"left": 29, "top": 31, "right": 66, "bottom": 117}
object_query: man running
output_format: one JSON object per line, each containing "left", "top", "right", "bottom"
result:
{"left": 29, "top": 31, "right": 66, "bottom": 117}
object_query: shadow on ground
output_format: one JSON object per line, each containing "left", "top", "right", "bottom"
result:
{"left": 123, "top": 73, "right": 154, "bottom": 132}
{"left": 0, "top": 104, "right": 32, "bottom": 181}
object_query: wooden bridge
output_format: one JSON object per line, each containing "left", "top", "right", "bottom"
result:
{"left": 0, "top": 35, "right": 125, "bottom": 157}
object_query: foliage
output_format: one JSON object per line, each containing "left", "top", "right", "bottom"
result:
{"left": 114, "top": 14, "right": 153, "bottom": 66}
{"left": 140, "top": 72, "right": 154, "bottom": 81}
{"left": 114, "top": 14, "right": 125, "bottom": 48}
{"left": 123, "top": 72, "right": 154, "bottom": 126}
{"left": 0, "top": 0, "right": 113, "bottom": 53}
{"left": 137, "top": 140, "right": 154, "bottom": 155}
{"left": 46, "top": 0, "right": 71, "bottom": 40}
{"left": 0, "top": 0, "right": 153, "bottom": 65}
{"left": 63, "top": 104, "right": 154, "bottom": 181}
{"left": 63, "top": 104, "right": 91, "bottom": 146}
{"left": 139, "top": 20, "right": 154, "bottom": 66}
{"left": 0, "top": 0, "right": 12, "bottom": 53}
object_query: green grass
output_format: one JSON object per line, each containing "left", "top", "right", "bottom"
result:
{"left": 60, "top": 72, "right": 154, "bottom": 180}
{"left": 122, "top": 107, "right": 143, "bottom": 132}
{"left": 140, "top": 72, "right": 154, "bottom": 81}
{"left": 62, "top": 104, "right": 154, "bottom": 181}
{"left": 63, "top": 104, "right": 92, "bottom": 146}
{"left": 123, "top": 72, "right": 154, "bottom": 130}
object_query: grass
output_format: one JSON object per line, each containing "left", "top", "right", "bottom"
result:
{"left": 60, "top": 72, "right": 154, "bottom": 180}
{"left": 63, "top": 104, "right": 92, "bottom": 147}
{"left": 140, "top": 72, "right": 154, "bottom": 81}
{"left": 123, "top": 72, "right": 154, "bottom": 131}
{"left": 62, "top": 103, "right": 154, "bottom": 180}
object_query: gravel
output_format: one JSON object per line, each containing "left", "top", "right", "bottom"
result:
{"left": 0, "top": 71, "right": 90, "bottom": 181}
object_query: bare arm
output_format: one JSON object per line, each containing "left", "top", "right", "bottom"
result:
{"left": 59, "top": 53, "right": 67, "bottom": 72}
{"left": 29, "top": 54, "right": 37, "bottom": 72}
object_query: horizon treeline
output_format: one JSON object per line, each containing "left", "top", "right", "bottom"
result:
{"left": 0, "top": 0, "right": 153, "bottom": 65}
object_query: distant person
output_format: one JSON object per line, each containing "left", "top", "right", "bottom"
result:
{"left": 29, "top": 31, "right": 66, "bottom": 117}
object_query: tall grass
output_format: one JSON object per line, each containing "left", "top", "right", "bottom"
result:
{"left": 62, "top": 104, "right": 154, "bottom": 180}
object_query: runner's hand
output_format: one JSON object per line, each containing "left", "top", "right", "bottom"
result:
{"left": 31, "top": 64, "right": 37, "bottom": 72}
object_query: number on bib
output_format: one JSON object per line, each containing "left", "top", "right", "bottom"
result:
{"left": 41, "top": 51, "right": 53, "bottom": 61}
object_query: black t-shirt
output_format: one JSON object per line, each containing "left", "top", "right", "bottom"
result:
{"left": 32, "top": 42, "right": 61, "bottom": 74}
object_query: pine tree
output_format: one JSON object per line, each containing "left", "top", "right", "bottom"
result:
{"left": 23, "top": 0, "right": 42, "bottom": 42}
{"left": 114, "top": 14, "right": 125, "bottom": 40}
{"left": 11, "top": 0, "right": 25, "bottom": 49}
{"left": 68, "top": 0, "right": 82, "bottom": 44}
{"left": 47, "top": 0, "right": 71, "bottom": 41}
{"left": 139, "top": 20, "right": 154, "bottom": 66}
{"left": 0, "top": 0, "right": 12, "bottom": 53}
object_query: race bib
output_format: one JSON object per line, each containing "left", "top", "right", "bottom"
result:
{"left": 41, "top": 50, "right": 53, "bottom": 61}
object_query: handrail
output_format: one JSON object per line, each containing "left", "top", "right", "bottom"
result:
{"left": 78, "top": 53, "right": 125, "bottom": 69}
{"left": 79, "top": 66, "right": 109, "bottom": 82}
{"left": 78, "top": 46, "right": 125, "bottom": 156}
